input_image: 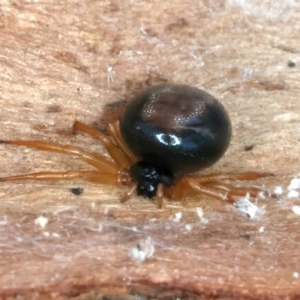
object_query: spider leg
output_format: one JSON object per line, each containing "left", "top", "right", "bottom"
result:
{"left": 107, "top": 121, "right": 138, "bottom": 164}
{"left": 0, "top": 171, "right": 119, "bottom": 185}
{"left": 202, "top": 182, "right": 267, "bottom": 198}
{"left": 0, "top": 140, "right": 117, "bottom": 174}
{"left": 73, "top": 121, "right": 130, "bottom": 168}
{"left": 186, "top": 178, "right": 236, "bottom": 204}
{"left": 120, "top": 184, "right": 137, "bottom": 203}
{"left": 170, "top": 177, "right": 185, "bottom": 200}
{"left": 171, "top": 177, "right": 236, "bottom": 204}
{"left": 156, "top": 183, "right": 164, "bottom": 208}
{"left": 169, "top": 171, "right": 274, "bottom": 204}
{"left": 192, "top": 172, "right": 274, "bottom": 200}
{"left": 193, "top": 172, "right": 274, "bottom": 183}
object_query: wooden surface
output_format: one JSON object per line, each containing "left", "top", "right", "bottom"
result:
{"left": 0, "top": 1, "right": 300, "bottom": 299}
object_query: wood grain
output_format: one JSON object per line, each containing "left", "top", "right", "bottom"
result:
{"left": 0, "top": 1, "right": 299, "bottom": 299}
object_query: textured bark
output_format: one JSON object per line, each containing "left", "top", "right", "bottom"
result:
{"left": 0, "top": 1, "right": 299, "bottom": 299}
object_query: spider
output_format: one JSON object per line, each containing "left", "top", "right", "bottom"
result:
{"left": 0, "top": 84, "right": 272, "bottom": 208}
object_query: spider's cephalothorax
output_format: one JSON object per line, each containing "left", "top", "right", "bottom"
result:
{"left": 0, "top": 84, "right": 273, "bottom": 208}
{"left": 129, "top": 161, "right": 175, "bottom": 199}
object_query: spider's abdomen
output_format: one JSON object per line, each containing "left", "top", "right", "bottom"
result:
{"left": 120, "top": 84, "right": 231, "bottom": 178}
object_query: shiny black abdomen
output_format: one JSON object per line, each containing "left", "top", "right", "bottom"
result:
{"left": 120, "top": 84, "right": 231, "bottom": 178}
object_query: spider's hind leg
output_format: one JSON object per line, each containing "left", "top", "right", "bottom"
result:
{"left": 169, "top": 172, "right": 274, "bottom": 204}
{"left": 195, "top": 171, "right": 274, "bottom": 200}
{"left": 170, "top": 177, "right": 235, "bottom": 204}
{"left": 193, "top": 171, "right": 274, "bottom": 182}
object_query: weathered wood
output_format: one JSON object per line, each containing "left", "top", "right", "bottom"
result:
{"left": 0, "top": 1, "right": 299, "bottom": 299}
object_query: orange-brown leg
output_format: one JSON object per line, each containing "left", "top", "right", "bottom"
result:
{"left": 193, "top": 172, "right": 274, "bottom": 200}
{"left": 107, "top": 122, "right": 139, "bottom": 164}
{"left": 170, "top": 177, "right": 209, "bottom": 201}
{"left": 202, "top": 182, "right": 267, "bottom": 198}
{"left": 169, "top": 171, "right": 274, "bottom": 204}
{"left": 73, "top": 121, "right": 130, "bottom": 169}
{"left": 185, "top": 178, "right": 236, "bottom": 204}
{"left": 193, "top": 172, "right": 274, "bottom": 183}
{"left": 0, "top": 129, "right": 138, "bottom": 201}
{"left": 120, "top": 184, "right": 137, "bottom": 203}
{"left": 170, "top": 177, "right": 236, "bottom": 204}
{"left": 156, "top": 183, "right": 164, "bottom": 208}
{"left": 0, "top": 171, "right": 119, "bottom": 185}
{"left": 170, "top": 177, "right": 185, "bottom": 200}
{"left": 0, "top": 140, "right": 117, "bottom": 174}
{"left": 0, "top": 125, "right": 140, "bottom": 204}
